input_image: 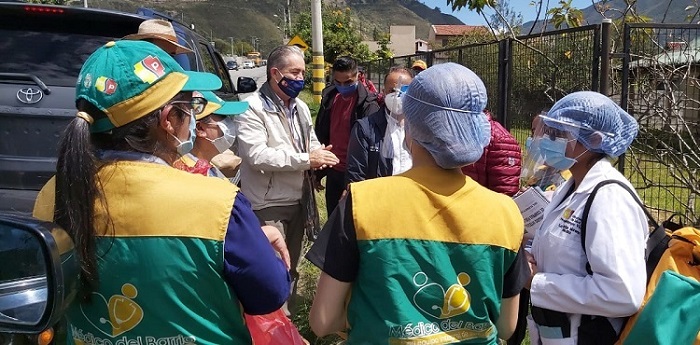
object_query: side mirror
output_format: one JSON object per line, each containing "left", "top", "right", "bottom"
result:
{"left": 0, "top": 215, "right": 78, "bottom": 333}
{"left": 237, "top": 77, "right": 258, "bottom": 94}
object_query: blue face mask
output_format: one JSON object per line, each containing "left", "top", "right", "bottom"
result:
{"left": 277, "top": 71, "right": 305, "bottom": 99}
{"left": 535, "top": 137, "right": 577, "bottom": 171}
{"left": 171, "top": 113, "right": 196, "bottom": 156}
{"left": 336, "top": 82, "right": 358, "bottom": 97}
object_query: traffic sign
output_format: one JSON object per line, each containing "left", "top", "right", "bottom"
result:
{"left": 287, "top": 35, "right": 309, "bottom": 52}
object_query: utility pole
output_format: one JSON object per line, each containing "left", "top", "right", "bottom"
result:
{"left": 311, "top": 0, "right": 324, "bottom": 103}
{"left": 229, "top": 37, "right": 234, "bottom": 57}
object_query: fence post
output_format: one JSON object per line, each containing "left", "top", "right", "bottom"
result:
{"left": 497, "top": 39, "right": 511, "bottom": 129}
{"left": 591, "top": 25, "right": 601, "bottom": 92}
{"left": 617, "top": 23, "right": 632, "bottom": 175}
{"left": 600, "top": 18, "right": 612, "bottom": 95}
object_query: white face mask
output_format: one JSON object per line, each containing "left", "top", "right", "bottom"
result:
{"left": 384, "top": 92, "right": 403, "bottom": 116}
{"left": 205, "top": 117, "right": 236, "bottom": 154}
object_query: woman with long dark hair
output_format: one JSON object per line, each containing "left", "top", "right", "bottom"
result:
{"left": 33, "top": 40, "right": 290, "bottom": 344}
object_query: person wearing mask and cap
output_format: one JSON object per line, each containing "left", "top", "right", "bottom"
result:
{"left": 173, "top": 91, "right": 248, "bottom": 181}
{"left": 32, "top": 40, "right": 291, "bottom": 344}
{"left": 306, "top": 63, "right": 527, "bottom": 344}
{"left": 526, "top": 91, "right": 647, "bottom": 345}
{"left": 235, "top": 45, "right": 339, "bottom": 317}
{"left": 315, "top": 56, "right": 380, "bottom": 216}
{"left": 412, "top": 59, "right": 427, "bottom": 74}
{"left": 345, "top": 66, "right": 414, "bottom": 183}
{"left": 123, "top": 19, "right": 193, "bottom": 55}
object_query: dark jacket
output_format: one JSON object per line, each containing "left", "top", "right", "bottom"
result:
{"left": 345, "top": 108, "right": 393, "bottom": 185}
{"left": 461, "top": 114, "right": 522, "bottom": 196}
{"left": 315, "top": 83, "right": 380, "bottom": 148}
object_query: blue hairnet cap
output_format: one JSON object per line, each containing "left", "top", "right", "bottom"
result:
{"left": 402, "top": 63, "right": 491, "bottom": 169}
{"left": 542, "top": 91, "right": 638, "bottom": 157}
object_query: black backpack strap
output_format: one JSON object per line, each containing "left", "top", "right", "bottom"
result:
{"left": 580, "top": 180, "right": 660, "bottom": 275}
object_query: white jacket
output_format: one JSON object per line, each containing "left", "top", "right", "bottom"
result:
{"left": 529, "top": 159, "right": 648, "bottom": 344}
{"left": 235, "top": 84, "right": 322, "bottom": 210}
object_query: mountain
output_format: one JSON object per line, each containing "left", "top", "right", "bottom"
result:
{"left": 85, "top": 0, "right": 464, "bottom": 53}
{"left": 522, "top": 0, "right": 695, "bottom": 34}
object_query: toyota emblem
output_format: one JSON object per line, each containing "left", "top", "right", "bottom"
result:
{"left": 17, "top": 88, "right": 44, "bottom": 104}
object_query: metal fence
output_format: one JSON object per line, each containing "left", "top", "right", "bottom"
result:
{"left": 616, "top": 23, "right": 700, "bottom": 224}
{"left": 363, "top": 22, "right": 700, "bottom": 225}
{"left": 365, "top": 25, "right": 601, "bottom": 142}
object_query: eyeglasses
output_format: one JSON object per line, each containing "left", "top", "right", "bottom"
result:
{"left": 168, "top": 97, "right": 207, "bottom": 116}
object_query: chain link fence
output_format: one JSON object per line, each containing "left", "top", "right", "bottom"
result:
{"left": 363, "top": 22, "right": 700, "bottom": 225}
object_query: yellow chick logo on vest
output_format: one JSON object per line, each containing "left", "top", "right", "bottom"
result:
{"left": 412, "top": 272, "right": 472, "bottom": 319}
{"left": 103, "top": 283, "right": 144, "bottom": 336}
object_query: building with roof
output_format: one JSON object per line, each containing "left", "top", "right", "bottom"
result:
{"left": 429, "top": 25, "right": 487, "bottom": 48}
{"left": 626, "top": 38, "right": 700, "bottom": 134}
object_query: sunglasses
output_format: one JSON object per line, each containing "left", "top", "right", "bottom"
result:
{"left": 168, "top": 97, "right": 207, "bottom": 116}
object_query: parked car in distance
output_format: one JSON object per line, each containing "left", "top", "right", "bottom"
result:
{"left": 226, "top": 60, "right": 238, "bottom": 70}
{"left": 242, "top": 60, "right": 255, "bottom": 69}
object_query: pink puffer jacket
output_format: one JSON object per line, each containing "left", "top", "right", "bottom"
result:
{"left": 461, "top": 114, "right": 522, "bottom": 196}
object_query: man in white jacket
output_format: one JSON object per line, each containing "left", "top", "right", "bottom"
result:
{"left": 235, "top": 45, "right": 338, "bottom": 315}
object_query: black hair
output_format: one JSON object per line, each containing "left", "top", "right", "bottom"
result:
{"left": 55, "top": 98, "right": 187, "bottom": 300}
{"left": 332, "top": 56, "right": 358, "bottom": 74}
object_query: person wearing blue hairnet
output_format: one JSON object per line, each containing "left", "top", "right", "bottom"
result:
{"left": 525, "top": 91, "right": 647, "bottom": 345}
{"left": 306, "top": 63, "right": 527, "bottom": 344}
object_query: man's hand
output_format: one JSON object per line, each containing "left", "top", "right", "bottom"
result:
{"left": 261, "top": 225, "right": 291, "bottom": 269}
{"left": 310, "top": 145, "right": 339, "bottom": 170}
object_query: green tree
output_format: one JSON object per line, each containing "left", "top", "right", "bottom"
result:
{"left": 375, "top": 32, "right": 393, "bottom": 59}
{"left": 488, "top": 0, "right": 523, "bottom": 37}
{"left": 292, "top": 3, "right": 375, "bottom": 63}
{"left": 547, "top": 0, "right": 584, "bottom": 29}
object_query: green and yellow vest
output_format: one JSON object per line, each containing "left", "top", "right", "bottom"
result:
{"left": 347, "top": 166, "right": 524, "bottom": 344}
{"left": 34, "top": 160, "right": 251, "bottom": 345}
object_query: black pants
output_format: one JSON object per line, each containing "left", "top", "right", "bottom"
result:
{"left": 325, "top": 168, "right": 347, "bottom": 217}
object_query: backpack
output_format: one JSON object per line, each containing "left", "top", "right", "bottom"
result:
{"left": 616, "top": 227, "right": 700, "bottom": 345}
{"left": 580, "top": 180, "right": 699, "bottom": 344}
{"left": 581, "top": 180, "right": 672, "bottom": 279}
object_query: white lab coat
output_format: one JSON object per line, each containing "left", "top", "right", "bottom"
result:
{"left": 528, "top": 159, "right": 648, "bottom": 345}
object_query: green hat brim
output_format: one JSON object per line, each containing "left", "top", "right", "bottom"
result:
{"left": 200, "top": 90, "right": 249, "bottom": 115}
{"left": 215, "top": 100, "right": 249, "bottom": 115}
{"left": 182, "top": 71, "right": 222, "bottom": 92}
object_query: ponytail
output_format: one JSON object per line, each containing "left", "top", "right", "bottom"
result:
{"left": 54, "top": 105, "right": 101, "bottom": 301}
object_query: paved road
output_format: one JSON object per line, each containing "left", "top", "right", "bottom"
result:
{"left": 229, "top": 66, "right": 266, "bottom": 100}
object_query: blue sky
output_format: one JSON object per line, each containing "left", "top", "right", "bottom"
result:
{"left": 419, "top": 0, "right": 592, "bottom": 26}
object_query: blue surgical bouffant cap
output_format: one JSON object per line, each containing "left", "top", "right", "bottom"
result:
{"left": 402, "top": 63, "right": 491, "bottom": 169}
{"left": 542, "top": 91, "right": 638, "bottom": 157}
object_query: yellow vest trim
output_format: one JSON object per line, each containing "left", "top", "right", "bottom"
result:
{"left": 33, "top": 161, "right": 238, "bottom": 241}
{"left": 351, "top": 166, "right": 524, "bottom": 251}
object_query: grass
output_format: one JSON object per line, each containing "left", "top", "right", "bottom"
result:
{"left": 292, "top": 189, "right": 345, "bottom": 345}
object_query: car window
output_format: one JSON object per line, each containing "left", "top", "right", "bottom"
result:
{"left": 195, "top": 41, "right": 233, "bottom": 93}
{"left": 0, "top": 30, "right": 117, "bottom": 87}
